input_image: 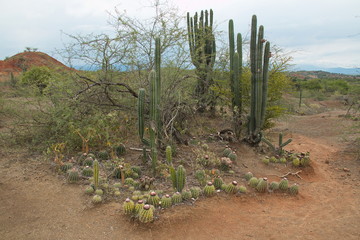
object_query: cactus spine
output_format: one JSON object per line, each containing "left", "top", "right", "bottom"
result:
{"left": 248, "top": 15, "right": 271, "bottom": 144}
{"left": 93, "top": 160, "right": 99, "bottom": 189}
{"left": 187, "top": 9, "right": 216, "bottom": 111}
{"left": 229, "top": 19, "right": 243, "bottom": 139}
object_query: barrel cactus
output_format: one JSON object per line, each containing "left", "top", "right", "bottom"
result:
{"left": 279, "top": 178, "right": 289, "bottom": 192}
{"left": 161, "top": 194, "right": 172, "bottom": 208}
{"left": 134, "top": 199, "right": 145, "bottom": 214}
{"left": 172, "top": 192, "right": 182, "bottom": 204}
{"left": 95, "top": 189, "right": 103, "bottom": 196}
{"left": 292, "top": 158, "right": 300, "bottom": 167}
{"left": 123, "top": 198, "right": 135, "bottom": 215}
{"left": 83, "top": 157, "right": 94, "bottom": 167}
{"left": 92, "top": 194, "right": 102, "bottom": 204}
{"left": 289, "top": 183, "right": 299, "bottom": 195}
{"left": 138, "top": 204, "right": 154, "bottom": 223}
{"left": 223, "top": 147, "right": 232, "bottom": 157}
{"left": 249, "top": 177, "right": 259, "bottom": 188}
{"left": 213, "top": 176, "right": 224, "bottom": 189}
{"left": 85, "top": 186, "right": 94, "bottom": 194}
{"left": 256, "top": 177, "right": 268, "bottom": 193}
{"left": 203, "top": 182, "right": 216, "bottom": 197}
{"left": 147, "top": 191, "right": 160, "bottom": 207}
{"left": 195, "top": 169, "right": 207, "bottom": 186}
{"left": 225, "top": 181, "right": 238, "bottom": 194}
{"left": 269, "top": 156, "right": 278, "bottom": 163}
{"left": 124, "top": 177, "right": 135, "bottom": 186}
{"left": 279, "top": 157, "right": 287, "bottom": 164}
{"left": 114, "top": 190, "right": 121, "bottom": 196}
{"left": 60, "top": 162, "right": 73, "bottom": 173}
{"left": 190, "top": 187, "right": 201, "bottom": 199}
{"left": 228, "top": 152, "right": 237, "bottom": 162}
{"left": 82, "top": 166, "right": 93, "bottom": 177}
{"left": 300, "top": 156, "right": 310, "bottom": 167}
{"left": 269, "top": 181, "right": 279, "bottom": 191}
{"left": 181, "top": 190, "right": 192, "bottom": 201}
{"left": 238, "top": 185, "right": 247, "bottom": 193}
{"left": 244, "top": 172, "right": 254, "bottom": 181}
{"left": 68, "top": 168, "right": 80, "bottom": 183}
{"left": 114, "top": 144, "right": 126, "bottom": 157}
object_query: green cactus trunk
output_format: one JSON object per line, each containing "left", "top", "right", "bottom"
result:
{"left": 166, "top": 145, "right": 172, "bottom": 165}
{"left": 187, "top": 9, "right": 216, "bottom": 112}
{"left": 176, "top": 165, "right": 186, "bottom": 192}
{"left": 229, "top": 19, "right": 243, "bottom": 139}
{"left": 93, "top": 160, "right": 99, "bottom": 189}
{"left": 248, "top": 15, "right": 271, "bottom": 145}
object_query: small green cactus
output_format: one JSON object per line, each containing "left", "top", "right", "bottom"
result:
{"left": 161, "top": 194, "right": 172, "bottom": 208}
{"left": 269, "top": 156, "right": 278, "bottom": 163}
{"left": 249, "top": 177, "right": 259, "bottom": 188}
{"left": 238, "top": 185, "right": 247, "bottom": 193}
{"left": 172, "top": 192, "right": 182, "bottom": 204}
{"left": 269, "top": 181, "right": 279, "bottom": 191}
{"left": 165, "top": 146, "right": 172, "bottom": 165}
{"left": 228, "top": 152, "right": 237, "bottom": 162}
{"left": 244, "top": 172, "right": 253, "bottom": 181}
{"left": 92, "top": 194, "right": 102, "bottom": 204}
{"left": 85, "top": 186, "right": 94, "bottom": 194}
{"left": 292, "top": 158, "right": 300, "bottom": 167}
{"left": 134, "top": 200, "right": 145, "bottom": 214}
{"left": 124, "top": 178, "right": 135, "bottom": 186}
{"left": 114, "top": 144, "right": 126, "bottom": 157}
{"left": 138, "top": 204, "right": 154, "bottom": 223}
{"left": 213, "top": 177, "right": 224, "bottom": 189}
{"left": 279, "top": 157, "right": 287, "bottom": 164}
{"left": 262, "top": 157, "right": 270, "bottom": 165}
{"left": 114, "top": 190, "right": 121, "bottom": 196}
{"left": 93, "top": 160, "right": 100, "bottom": 189}
{"left": 225, "top": 181, "right": 238, "bottom": 194}
{"left": 289, "top": 183, "right": 299, "bottom": 195}
{"left": 68, "top": 168, "right": 80, "bottom": 183}
{"left": 113, "top": 182, "right": 121, "bottom": 188}
{"left": 83, "top": 157, "right": 94, "bottom": 167}
{"left": 222, "top": 148, "right": 232, "bottom": 157}
{"left": 147, "top": 191, "right": 160, "bottom": 207}
{"left": 300, "top": 156, "right": 310, "bottom": 167}
{"left": 256, "top": 178, "right": 268, "bottom": 193}
{"left": 123, "top": 198, "right": 135, "bottom": 215}
{"left": 175, "top": 165, "right": 186, "bottom": 192}
{"left": 279, "top": 178, "right": 289, "bottom": 192}
{"left": 190, "top": 187, "right": 201, "bottom": 199}
{"left": 195, "top": 169, "right": 207, "bottom": 186}
{"left": 95, "top": 189, "right": 103, "bottom": 196}
{"left": 181, "top": 190, "right": 192, "bottom": 201}
{"left": 131, "top": 195, "right": 139, "bottom": 201}
{"left": 82, "top": 166, "right": 93, "bottom": 177}
{"left": 60, "top": 163, "right": 73, "bottom": 173}
{"left": 221, "top": 183, "right": 228, "bottom": 191}
{"left": 97, "top": 151, "right": 109, "bottom": 160}
{"left": 203, "top": 182, "right": 216, "bottom": 197}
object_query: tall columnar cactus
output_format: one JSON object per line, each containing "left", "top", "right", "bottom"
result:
{"left": 262, "top": 133, "right": 292, "bottom": 155}
{"left": 166, "top": 145, "right": 172, "bottom": 165}
{"left": 137, "top": 38, "right": 162, "bottom": 175}
{"left": 229, "top": 19, "right": 243, "bottom": 139}
{"left": 93, "top": 160, "right": 99, "bottom": 189}
{"left": 248, "top": 15, "right": 271, "bottom": 144}
{"left": 170, "top": 165, "right": 186, "bottom": 192}
{"left": 187, "top": 9, "right": 216, "bottom": 111}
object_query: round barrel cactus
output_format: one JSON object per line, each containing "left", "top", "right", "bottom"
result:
{"left": 147, "top": 191, "right": 160, "bottom": 207}
{"left": 269, "top": 181, "right": 279, "bottom": 191}
{"left": 95, "top": 189, "right": 103, "bottom": 196}
{"left": 123, "top": 198, "right": 135, "bottom": 215}
{"left": 161, "top": 194, "right": 172, "bottom": 208}
{"left": 190, "top": 187, "right": 201, "bottom": 199}
{"left": 244, "top": 172, "right": 253, "bottom": 181}
{"left": 203, "top": 182, "right": 215, "bottom": 197}
{"left": 92, "top": 194, "right": 102, "bottom": 204}
{"left": 82, "top": 166, "right": 93, "bottom": 177}
{"left": 181, "top": 190, "right": 192, "bottom": 201}
{"left": 279, "top": 178, "right": 289, "bottom": 192}
{"left": 134, "top": 200, "right": 145, "bottom": 214}
{"left": 138, "top": 204, "right": 154, "bottom": 223}
{"left": 225, "top": 181, "right": 238, "bottom": 194}
{"left": 238, "top": 185, "right": 247, "bottom": 193}
{"left": 68, "top": 168, "right": 80, "bottom": 183}
{"left": 248, "top": 177, "right": 259, "bottom": 188}
{"left": 213, "top": 177, "right": 224, "bottom": 189}
{"left": 256, "top": 177, "right": 268, "bottom": 193}
{"left": 289, "top": 183, "right": 299, "bottom": 195}
{"left": 172, "top": 192, "right": 182, "bottom": 204}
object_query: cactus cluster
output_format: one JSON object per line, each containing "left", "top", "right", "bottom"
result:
{"left": 137, "top": 38, "right": 162, "bottom": 175}
{"left": 262, "top": 133, "right": 292, "bottom": 155}
{"left": 187, "top": 9, "right": 216, "bottom": 110}
{"left": 247, "top": 15, "right": 271, "bottom": 144}
{"left": 170, "top": 165, "right": 186, "bottom": 192}
{"left": 139, "top": 176, "right": 155, "bottom": 191}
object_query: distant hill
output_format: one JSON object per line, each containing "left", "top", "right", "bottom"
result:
{"left": 291, "top": 64, "right": 359, "bottom": 75}
{"left": 287, "top": 70, "right": 360, "bottom": 81}
{"left": 0, "top": 51, "right": 72, "bottom": 82}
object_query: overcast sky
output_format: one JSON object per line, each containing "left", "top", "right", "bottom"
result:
{"left": 0, "top": 0, "right": 359, "bottom": 69}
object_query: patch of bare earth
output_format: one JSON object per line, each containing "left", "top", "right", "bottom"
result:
{"left": 1, "top": 107, "right": 360, "bottom": 239}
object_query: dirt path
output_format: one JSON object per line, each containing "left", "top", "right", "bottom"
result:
{"left": 1, "top": 109, "right": 359, "bottom": 240}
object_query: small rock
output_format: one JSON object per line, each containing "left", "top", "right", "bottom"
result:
{"left": 343, "top": 168, "right": 350, "bottom": 172}
{"left": 325, "top": 160, "right": 330, "bottom": 164}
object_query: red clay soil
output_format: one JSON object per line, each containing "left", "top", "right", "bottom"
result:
{"left": 0, "top": 52, "right": 72, "bottom": 82}
{"left": 0, "top": 108, "right": 359, "bottom": 239}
